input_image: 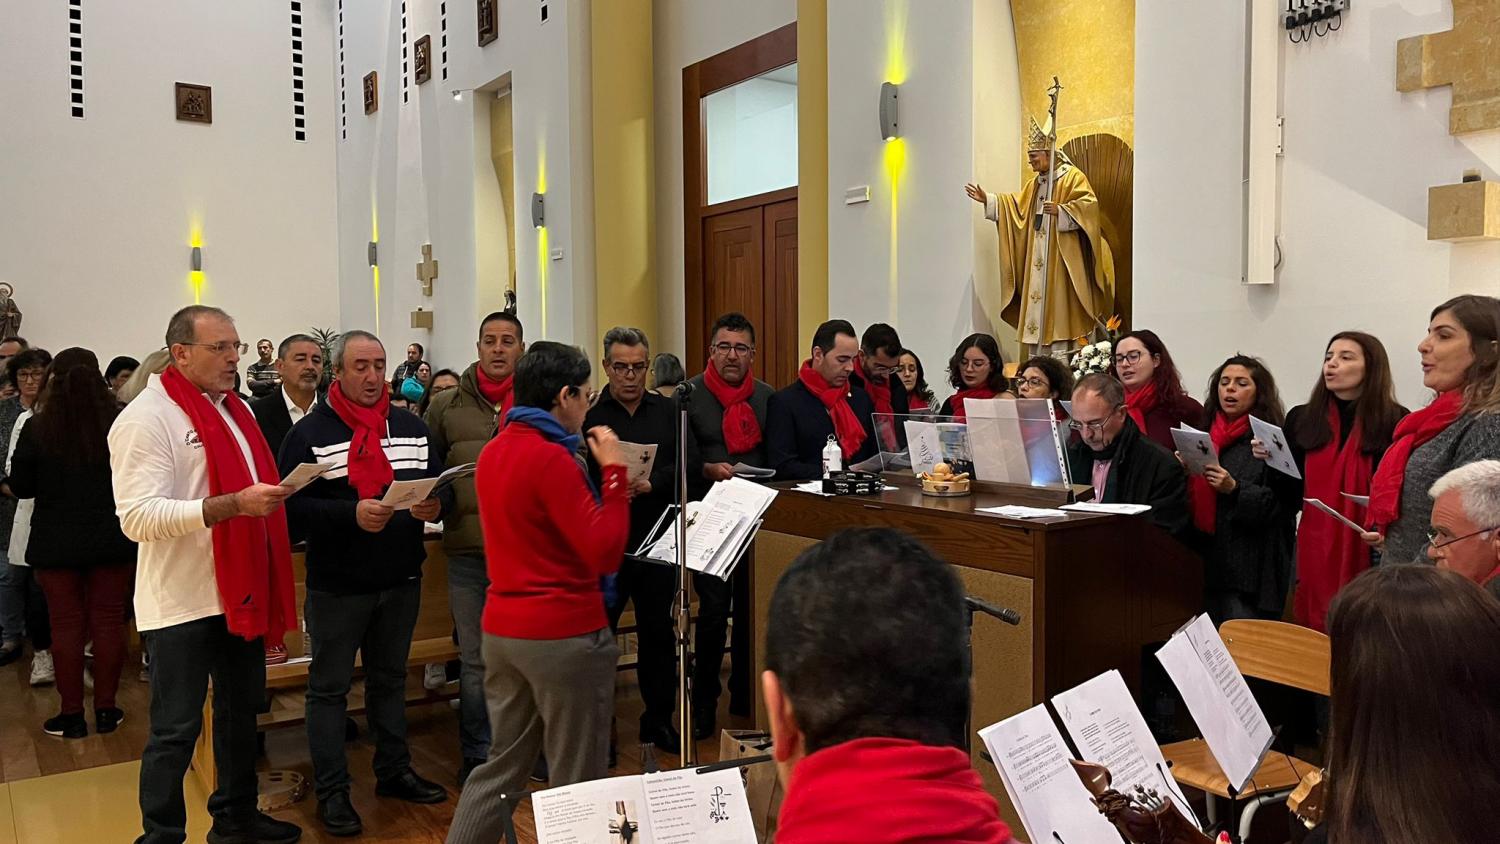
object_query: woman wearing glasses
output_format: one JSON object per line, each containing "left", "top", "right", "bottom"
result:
{"left": 1366, "top": 295, "right": 1500, "bottom": 566}
{"left": 937, "top": 334, "right": 1014, "bottom": 421}
{"left": 0, "top": 348, "right": 53, "bottom": 677}
{"left": 1109, "top": 329, "right": 1203, "bottom": 452}
{"left": 1014, "top": 355, "right": 1074, "bottom": 403}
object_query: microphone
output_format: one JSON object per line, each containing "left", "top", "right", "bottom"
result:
{"left": 964, "top": 596, "right": 1022, "bottom": 625}
{"left": 673, "top": 381, "right": 695, "bottom": 398}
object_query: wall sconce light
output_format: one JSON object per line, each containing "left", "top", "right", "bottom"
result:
{"left": 367, "top": 241, "right": 379, "bottom": 266}
{"left": 531, "top": 193, "right": 545, "bottom": 228}
{"left": 451, "top": 89, "right": 463, "bottom": 101}
{"left": 879, "top": 82, "right": 900, "bottom": 141}
{"left": 190, "top": 246, "right": 203, "bottom": 272}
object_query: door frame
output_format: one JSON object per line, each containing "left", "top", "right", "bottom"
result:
{"left": 682, "top": 22, "right": 797, "bottom": 377}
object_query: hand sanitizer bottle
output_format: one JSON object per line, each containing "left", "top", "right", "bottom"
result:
{"left": 822, "top": 435, "right": 842, "bottom": 478}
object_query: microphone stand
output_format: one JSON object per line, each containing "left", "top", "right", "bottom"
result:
{"left": 962, "top": 595, "right": 1022, "bottom": 753}
{"left": 672, "top": 382, "right": 698, "bottom": 766}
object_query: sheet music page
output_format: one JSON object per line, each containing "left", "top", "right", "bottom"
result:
{"left": 618, "top": 441, "right": 658, "bottom": 487}
{"left": 641, "top": 768, "right": 757, "bottom": 844}
{"left": 979, "top": 705, "right": 1122, "bottom": 844}
{"left": 1155, "top": 614, "right": 1274, "bottom": 792}
{"left": 1249, "top": 416, "right": 1302, "bottom": 479}
{"left": 533, "top": 774, "right": 655, "bottom": 843}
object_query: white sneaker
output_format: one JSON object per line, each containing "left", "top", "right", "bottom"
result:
{"left": 422, "top": 663, "right": 446, "bottom": 691}
{"left": 30, "top": 650, "right": 54, "bottom": 686}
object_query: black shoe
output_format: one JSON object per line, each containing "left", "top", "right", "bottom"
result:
{"left": 95, "top": 707, "right": 124, "bottom": 734}
{"left": 692, "top": 711, "right": 717, "bottom": 743}
{"left": 206, "top": 812, "right": 302, "bottom": 844}
{"left": 531, "top": 754, "right": 549, "bottom": 783}
{"left": 316, "top": 792, "right": 363, "bottom": 837}
{"left": 457, "top": 757, "right": 485, "bottom": 787}
{"left": 42, "top": 713, "right": 87, "bottom": 739}
{"left": 640, "top": 722, "right": 682, "bottom": 756}
{"left": 375, "top": 769, "right": 448, "bottom": 804}
{"left": 0, "top": 643, "right": 20, "bottom": 667}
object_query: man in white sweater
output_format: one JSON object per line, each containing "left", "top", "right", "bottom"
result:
{"left": 110, "top": 305, "right": 301, "bottom": 844}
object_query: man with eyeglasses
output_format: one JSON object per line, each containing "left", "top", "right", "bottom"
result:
{"left": 583, "top": 326, "right": 682, "bottom": 753}
{"left": 1426, "top": 460, "right": 1500, "bottom": 599}
{"left": 682, "top": 312, "right": 774, "bottom": 735}
{"left": 1064, "top": 374, "right": 1189, "bottom": 536}
{"left": 766, "top": 319, "right": 879, "bottom": 480}
{"left": 849, "top": 323, "right": 909, "bottom": 423}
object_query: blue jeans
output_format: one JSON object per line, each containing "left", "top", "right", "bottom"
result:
{"left": 448, "top": 554, "right": 492, "bottom": 761}
{"left": 304, "top": 580, "right": 422, "bottom": 800}
{"left": 0, "top": 563, "right": 50, "bottom": 649}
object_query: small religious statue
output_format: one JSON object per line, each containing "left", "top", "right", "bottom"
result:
{"left": 0, "top": 283, "right": 22, "bottom": 338}
{"left": 966, "top": 79, "right": 1115, "bottom": 355}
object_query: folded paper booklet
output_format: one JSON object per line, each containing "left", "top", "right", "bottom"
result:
{"left": 1170, "top": 425, "right": 1217, "bottom": 476}
{"left": 279, "top": 462, "right": 333, "bottom": 492}
{"left": 533, "top": 767, "right": 757, "bottom": 844}
{"left": 1304, "top": 498, "right": 1365, "bottom": 533}
{"left": 432, "top": 462, "right": 477, "bottom": 493}
{"left": 379, "top": 477, "right": 437, "bottom": 510}
{"left": 1249, "top": 416, "right": 1301, "bottom": 480}
{"left": 977, "top": 504, "right": 1068, "bottom": 520}
{"left": 1059, "top": 502, "right": 1153, "bottom": 515}
{"left": 619, "top": 441, "right": 658, "bottom": 487}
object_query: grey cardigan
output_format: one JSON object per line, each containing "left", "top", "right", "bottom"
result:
{"left": 1383, "top": 412, "right": 1500, "bottom": 565}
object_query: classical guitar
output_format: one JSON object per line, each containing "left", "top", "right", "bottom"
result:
{"left": 1286, "top": 768, "right": 1327, "bottom": 830}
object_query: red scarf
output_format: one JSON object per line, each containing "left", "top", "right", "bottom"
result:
{"left": 326, "top": 381, "right": 393, "bottom": 499}
{"left": 1124, "top": 380, "right": 1160, "bottom": 433}
{"left": 1190, "top": 412, "right": 1252, "bottom": 534}
{"left": 947, "top": 387, "right": 998, "bottom": 422}
{"left": 777, "top": 738, "right": 1013, "bottom": 844}
{"left": 1368, "top": 390, "right": 1464, "bottom": 532}
{"left": 799, "top": 360, "right": 867, "bottom": 459}
{"left": 158, "top": 366, "right": 296, "bottom": 644}
{"left": 476, "top": 368, "right": 515, "bottom": 418}
{"left": 702, "top": 362, "right": 762, "bottom": 454}
{"left": 859, "top": 355, "right": 896, "bottom": 417}
{"left": 1295, "top": 404, "right": 1374, "bottom": 632}
{"left": 908, "top": 394, "right": 932, "bottom": 413}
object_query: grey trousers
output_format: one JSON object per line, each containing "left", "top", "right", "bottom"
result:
{"left": 446, "top": 628, "right": 619, "bottom": 844}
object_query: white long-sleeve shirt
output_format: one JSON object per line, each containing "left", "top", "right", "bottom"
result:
{"left": 108, "top": 373, "right": 260, "bottom": 631}
{"left": 6, "top": 410, "right": 32, "bottom": 566}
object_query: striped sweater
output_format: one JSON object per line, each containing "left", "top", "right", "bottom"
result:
{"left": 278, "top": 400, "right": 450, "bottom": 595}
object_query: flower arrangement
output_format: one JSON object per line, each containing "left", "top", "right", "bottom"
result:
{"left": 1068, "top": 314, "right": 1124, "bottom": 381}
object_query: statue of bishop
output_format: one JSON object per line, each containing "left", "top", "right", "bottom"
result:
{"left": 966, "top": 117, "right": 1115, "bottom": 351}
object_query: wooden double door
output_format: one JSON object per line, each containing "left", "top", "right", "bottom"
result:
{"left": 698, "top": 194, "right": 798, "bottom": 388}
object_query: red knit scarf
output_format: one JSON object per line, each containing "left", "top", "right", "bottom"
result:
{"left": 1368, "top": 390, "right": 1464, "bottom": 532}
{"left": 859, "top": 354, "right": 896, "bottom": 417}
{"left": 326, "top": 381, "right": 393, "bottom": 499}
{"left": 703, "top": 362, "right": 762, "bottom": 454}
{"left": 799, "top": 360, "right": 867, "bottom": 459}
{"left": 1124, "top": 379, "right": 1161, "bottom": 433}
{"left": 777, "top": 737, "right": 1013, "bottom": 844}
{"left": 159, "top": 366, "right": 296, "bottom": 644}
{"left": 476, "top": 368, "right": 515, "bottom": 418}
{"left": 1190, "top": 412, "right": 1251, "bottom": 534}
{"left": 948, "top": 387, "right": 999, "bottom": 422}
{"left": 1295, "top": 404, "right": 1374, "bottom": 632}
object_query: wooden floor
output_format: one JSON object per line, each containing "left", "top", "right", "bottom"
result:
{"left": 0, "top": 645, "right": 750, "bottom": 843}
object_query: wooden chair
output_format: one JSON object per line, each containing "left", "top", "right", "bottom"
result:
{"left": 1160, "top": 619, "right": 1330, "bottom": 841}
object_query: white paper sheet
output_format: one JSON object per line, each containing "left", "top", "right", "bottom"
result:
{"left": 1304, "top": 498, "right": 1366, "bottom": 533}
{"left": 619, "top": 441, "right": 659, "bottom": 487}
{"left": 279, "top": 462, "right": 333, "bottom": 492}
{"left": 1052, "top": 670, "right": 1200, "bottom": 828}
{"left": 979, "top": 705, "right": 1122, "bottom": 844}
{"left": 1341, "top": 492, "right": 1369, "bottom": 507}
{"left": 964, "top": 398, "right": 1032, "bottom": 483}
{"left": 1059, "top": 502, "right": 1153, "bottom": 516}
{"left": 729, "top": 463, "right": 775, "bottom": 479}
{"left": 977, "top": 504, "right": 1069, "bottom": 520}
{"left": 431, "top": 462, "right": 477, "bottom": 493}
{"left": 1249, "top": 416, "right": 1302, "bottom": 479}
{"left": 379, "top": 477, "right": 438, "bottom": 510}
{"left": 904, "top": 420, "right": 943, "bottom": 475}
{"left": 642, "top": 768, "right": 757, "bottom": 843}
{"left": 1171, "top": 426, "right": 1217, "bottom": 476}
{"left": 533, "top": 773, "right": 655, "bottom": 843}
{"left": 1155, "top": 614, "right": 1274, "bottom": 793}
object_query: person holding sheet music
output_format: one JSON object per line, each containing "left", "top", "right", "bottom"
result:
{"left": 277, "top": 330, "right": 452, "bottom": 835}
{"left": 1261, "top": 331, "right": 1406, "bottom": 633}
{"left": 1365, "top": 295, "right": 1500, "bottom": 565}
{"left": 1189, "top": 355, "right": 1298, "bottom": 623}
{"left": 448, "top": 342, "right": 630, "bottom": 843}
{"left": 1110, "top": 329, "right": 1203, "bottom": 453}
{"left": 765, "top": 320, "right": 879, "bottom": 480}
{"left": 1065, "top": 374, "right": 1190, "bottom": 536}
{"left": 683, "top": 312, "right": 773, "bottom": 734}
{"left": 583, "top": 327, "right": 683, "bottom": 754}
{"left": 937, "top": 333, "right": 1014, "bottom": 421}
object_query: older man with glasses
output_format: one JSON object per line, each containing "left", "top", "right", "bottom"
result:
{"left": 1064, "top": 373, "right": 1190, "bottom": 537}
{"left": 1426, "top": 460, "right": 1500, "bottom": 601}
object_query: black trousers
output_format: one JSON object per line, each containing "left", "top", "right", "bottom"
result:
{"left": 692, "top": 561, "right": 750, "bottom": 716}
{"left": 136, "top": 615, "right": 264, "bottom": 844}
{"left": 608, "top": 558, "right": 677, "bottom": 733}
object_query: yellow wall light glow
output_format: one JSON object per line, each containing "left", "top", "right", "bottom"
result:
{"left": 883, "top": 137, "right": 907, "bottom": 322}
{"left": 883, "top": 0, "right": 909, "bottom": 85}
{"left": 370, "top": 202, "right": 381, "bottom": 335}
{"left": 537, "top": 225, "right": 549, "bottom": 338}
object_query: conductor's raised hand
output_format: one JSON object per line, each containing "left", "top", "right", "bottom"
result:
{"left": 587, "top": 425, "right": 624, "bottom": 468}
{"left": 356, "top": 498, "right": 395, "bottom": 533}
{"left": 236, "top": 483, "right": 293, "bottom": 517}
{"left": 964, "top": 183, "right": 986, "bottom": 204}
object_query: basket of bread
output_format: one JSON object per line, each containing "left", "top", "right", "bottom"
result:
{"left": 919, "top": 463, "right": 971, "bottom": 497}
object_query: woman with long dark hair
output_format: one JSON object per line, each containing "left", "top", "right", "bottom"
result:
{"left": 895, "top": 350, "right": 936, "bottom": 412}
{"left": 1366, "top": 295, "right": 1500, "bottom": 565}
{"left": 937, "top": 333, "right": 1014, "bottom": 421}
{"left": 8, "top": 348, "right": 135, "bottom": 738}
{"left": 1192, "top": 355, "right": 1298, "bottom": 622}
{"left": 1109, "top": 329, "right": 1203, "bottom": 452}
{"left": 1271, "top": 332, "right": 1407, "bottom": 631}
{"left": 1312, "top": 565, "right": 1500, "bottom": 843}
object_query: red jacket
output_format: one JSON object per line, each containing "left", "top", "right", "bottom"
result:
{"left": 477, "top": 421, "right": 630, "bottom": 639}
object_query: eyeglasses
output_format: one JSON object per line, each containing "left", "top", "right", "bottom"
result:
{"left": 1015, "top": 376, "right": 1050, "bottom": 390}
{"left": 1067, "top": 405, "right": 1123, "bottom": 433}
{"left": 959, "top": 359, "right": 990, "bottom": 370}
{"left": 184, "top": 341, "right": 249, "bottom": 357}
{"left": 1425, "top": 525, "right": 1500, "bottom": 549}
{"left": 1114, "top": 350, "right": 1144, "bottom": 366}
{"left": 609, "top": 362, "right": 649, "bottom": 376}
{"left": 15, "top": 370, "right": 45, "bottom": 384}
{"left": 867, "top": 362, "right": 897, "bottom": 376}
{"left": 711, "top": 342, "right": 754, "bottom": 357}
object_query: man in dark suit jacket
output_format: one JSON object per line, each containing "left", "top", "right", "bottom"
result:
{"left": 766, "top": 319, "right": 879, "bottom": 481}
{"left": 1065, "top": 373, "right": 1190, "bottom": 537}
{"left": 253, "top": 333, "right": 325, "bottom": 457}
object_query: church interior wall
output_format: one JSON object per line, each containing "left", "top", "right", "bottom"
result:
{"left": 0, "top": 0, "right": 339, "bottom": 365}
{"left": 1135, "top": 0, "right": 1500, "bottom": 410}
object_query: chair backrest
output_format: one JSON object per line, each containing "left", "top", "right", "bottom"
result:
{"left": 1220, "top": 619, "right": 1330, "bottom": 696}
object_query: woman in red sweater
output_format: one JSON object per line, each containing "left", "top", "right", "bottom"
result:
{"left": 448, "top": 341, "right": 629, "bottom": 843}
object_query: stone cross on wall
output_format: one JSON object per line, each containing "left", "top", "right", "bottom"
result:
{"left": 416, "top": 243, "right": 439, "bottom": 296}
{"left": 1397, "top": 0, "right": 1500, "bottom": 135}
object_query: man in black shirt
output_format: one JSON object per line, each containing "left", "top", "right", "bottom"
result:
{"left": 583, "top": 327, "right": 681, "bottom": 753}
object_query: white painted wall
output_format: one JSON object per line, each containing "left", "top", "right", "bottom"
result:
{"left": 705, "top": 75, "right": 799, "bottom": 205}
{"left": 0, "top": 0, "right": 338, "bottom": 365}
{"left": 336, "top": 0, "right": 594, "bottom": 373}
{"left": 652, "top": 0, "right": 798, "bottom": 357}
{"left": 1136, "top": 0, "right": 1500, "bottom": 410}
